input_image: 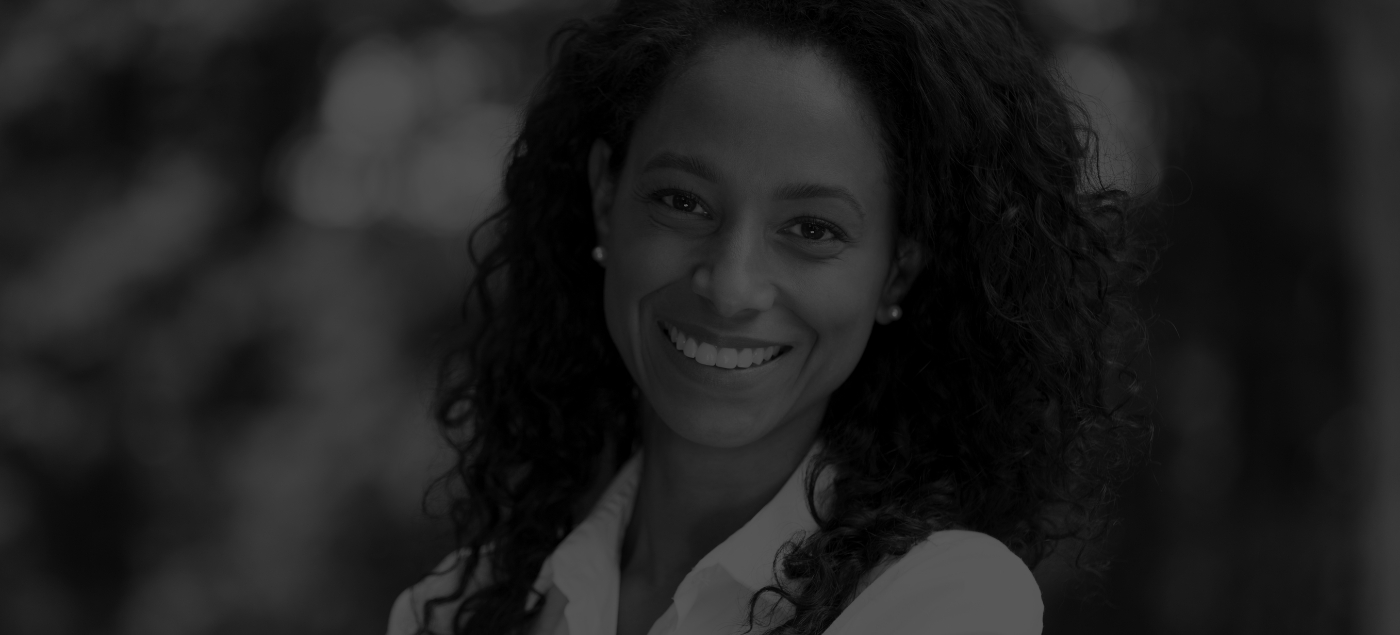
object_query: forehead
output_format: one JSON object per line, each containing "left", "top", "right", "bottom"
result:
{"left": 625, "top": 36, "right": 888, "bottom": 194}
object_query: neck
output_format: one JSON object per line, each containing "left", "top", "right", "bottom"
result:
{"left": 619, "top": 400, "right": 823, "bottom": 587}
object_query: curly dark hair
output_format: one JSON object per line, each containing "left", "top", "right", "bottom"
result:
{"left": 421, "top": 0, "right": 1155, "bottom": 633}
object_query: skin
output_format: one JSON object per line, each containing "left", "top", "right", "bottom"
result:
{"left": 586, "top": 35, "right": 923, "bottom": 635}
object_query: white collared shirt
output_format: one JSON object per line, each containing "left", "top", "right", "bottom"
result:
{"left": 387, "top": 443, "right": 1042, "bottom": 635}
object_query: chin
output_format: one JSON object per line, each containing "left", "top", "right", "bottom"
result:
{"left": 648, "top": 397, "right": 782, "bottom": 449}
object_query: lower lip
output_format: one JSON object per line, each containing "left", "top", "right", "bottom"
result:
{"left": 654, "top": 322, "right": 787, "bottom": 388}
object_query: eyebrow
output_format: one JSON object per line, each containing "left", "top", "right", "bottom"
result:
{"left": 640, "top": 151, "right": 865, "bottom": 220}
{"left": 641, "top": 152, "right": 721, "bottom": 182}
{"left": 775, "top": 182, "right": 864, "bottom": 220}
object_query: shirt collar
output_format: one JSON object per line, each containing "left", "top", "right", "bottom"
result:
{"left": 529, "top": 439, "right": 831, "bottom": 631}
{"left": 530, "top": 450, "right": 644, "bottom": 633}
{"left": 689, "top": 439, "right": 830, "bottom": 592}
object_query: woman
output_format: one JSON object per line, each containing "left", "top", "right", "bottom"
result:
{"left": 389, "top": 0, "right": 1152, "bottom": 633}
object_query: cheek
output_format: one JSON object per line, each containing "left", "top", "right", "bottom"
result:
{"left": 804, "top": 266, "right": 885, "bottom": 367}
{"left": 816, "top": 303, "right": 875, "bottom": 362}
{"left": 613, "top": 208, "right": 698, "bottom": 286}
{"left": 601, "top": 222, "right": 688, "bottom": 345}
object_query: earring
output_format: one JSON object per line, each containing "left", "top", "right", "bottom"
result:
{"left": 591, "top": 245, "right": 606, "bottom": 264}
{"left": 885, "top": 305, "right": 902, "bottom": 322}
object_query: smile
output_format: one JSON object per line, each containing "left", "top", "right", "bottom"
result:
{"left": 657, "top": 321, "right": 790, "bottom": 370}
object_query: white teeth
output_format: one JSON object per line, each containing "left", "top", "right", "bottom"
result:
{"left": 664, "top": 322, "right": 783, "bottom": 370}
{"left": 696, "top": 343, "right": 718, "bottom": 366}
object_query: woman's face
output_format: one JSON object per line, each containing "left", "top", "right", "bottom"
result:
{"left": 590, "top": 36, "right": 917, "bottom": 449}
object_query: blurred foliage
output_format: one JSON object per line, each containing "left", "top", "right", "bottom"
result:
{"left": 0, "top": 1, "right": 607, "bottom": 633}
{"left": 1030, "top": 0, "right": 1360, "bottom": 634}
{"left": 0, "top": 0, "right": 1366, "bottom": 634}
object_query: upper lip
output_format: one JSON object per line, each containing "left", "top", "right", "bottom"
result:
{"left": 659, "top": 318, "right": 790, "bottom": 351}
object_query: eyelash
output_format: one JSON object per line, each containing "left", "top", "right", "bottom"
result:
{"left": 648, "top": 187, "right": 709, "bottom": 217}
{"left": 642, "top": 186, "right": 852, "bottom": 244}
{"left": 788, "top": 217, "right": 851, "bottom": 243}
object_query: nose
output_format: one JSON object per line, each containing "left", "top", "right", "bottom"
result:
{"left": 691, "top": 228, "right": 777, "bottom": 318}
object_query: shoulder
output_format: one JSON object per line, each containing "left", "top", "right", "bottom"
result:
{"left": 894, "top": 530, "right": 1041, "bottom": 603}
{"left": 385, "top": 549, "right": 486, "bottom": 635}
{"left": 828, "top": 530, "right": 1042, "bottom": 635}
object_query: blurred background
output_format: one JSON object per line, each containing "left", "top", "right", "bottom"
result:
{"left": 0, "top": 0, "right": 1395, "bottom": 633}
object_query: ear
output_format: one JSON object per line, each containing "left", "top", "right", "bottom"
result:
{"left": 876, "top": 237, "right": 925, "bottom": 324}
{"left": 588, "top": 139, "right": 617, "bottom": 247}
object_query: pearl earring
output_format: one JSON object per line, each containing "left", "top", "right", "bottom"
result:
{"left": 591, "top": 245, "right": 606, "bottom": 264}
{"left": 886, "top": 305, "right": 902, "bottom": 322}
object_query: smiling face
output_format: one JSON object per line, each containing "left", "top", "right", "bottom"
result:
{"left": 589, "top": 35, "right": 918, "bottom": 450}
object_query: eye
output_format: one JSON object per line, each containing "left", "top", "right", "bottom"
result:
{"left": 660, "top": 191, "right": 701, "bottom": 214}
{"left": 784, "top": 219, "right": 847, "bottom": 243}
{"left": 796, "top": 221, "right": 834, "bottom": 241}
